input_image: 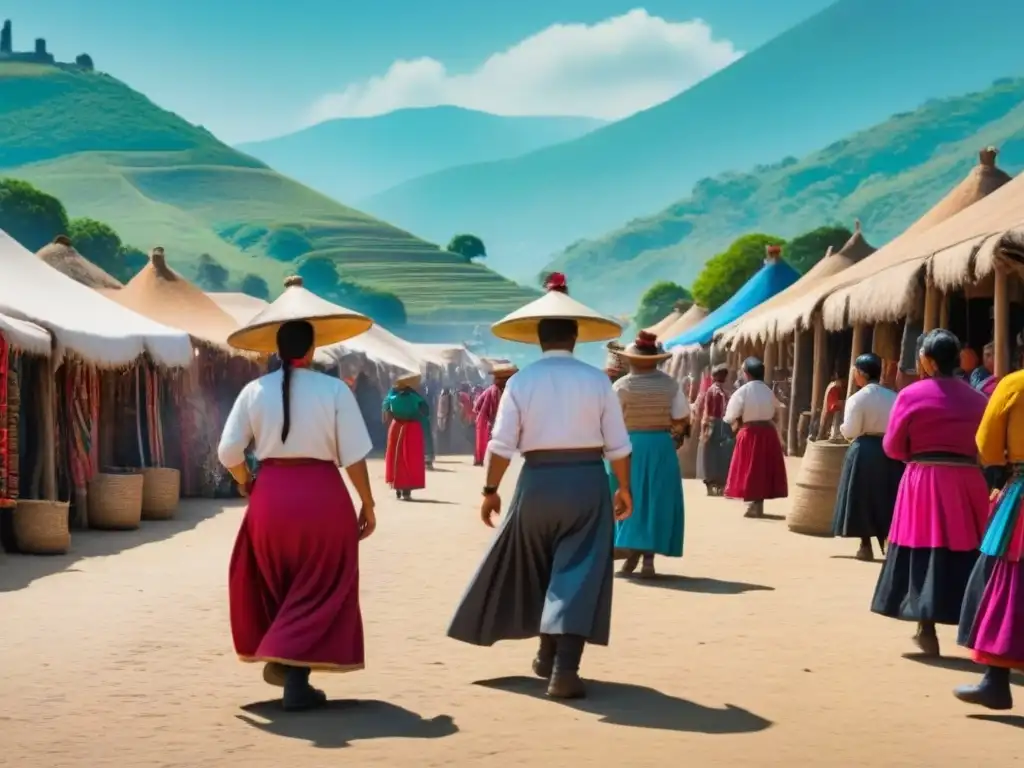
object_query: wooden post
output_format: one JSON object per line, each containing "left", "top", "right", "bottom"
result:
{"left": 763, "top": 337, "right": 776, "bottom": 386}
{"left": 938, "top": 290, "right": 950, "bottom": 330}
{"left": 788, "top": 330, "right": 813, "bottom": 456}
{"left": 847, "top": 323, "right": 867, "bottom": 400}
{"left": 41, "top": 360, "right": 57, "bottom": 502}
{"left": 923, "top": 282, "right": 940, "bottom": 332}
{"left": 810, "top": 315, "right": 828, "bottom": 433}
{"left": 994, "top": 267, "right": 1010, "bottom": 377}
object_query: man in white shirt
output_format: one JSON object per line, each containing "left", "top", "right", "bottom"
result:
{"left": 447, "top": 274, "right": 632, "bottom": 700}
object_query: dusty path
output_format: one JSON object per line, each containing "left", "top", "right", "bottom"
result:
{"left": 0, "top": 457, "right": 1021, "bottom": 767}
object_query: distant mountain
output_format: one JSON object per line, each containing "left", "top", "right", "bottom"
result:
{"left": 544, "top": 77, "right": 1024, "bottom": 313}
{"left": 361, "top": 0, "right": 1024, "bottom": 280}
{"left": 237, "top": 107, "right": 604, "bottom": 202}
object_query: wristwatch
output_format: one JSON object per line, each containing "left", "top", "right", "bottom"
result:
{"left": 482, "top": 485, "right": 498, "bottom": 496}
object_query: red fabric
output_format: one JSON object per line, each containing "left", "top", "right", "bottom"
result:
{"left": 473, "top": 385, "right": 500, "bottom": 464}
{"left": 725, "top": 422, "right": 788, "bottom": 501}
{"left": 703, "top": 384, "right": 728, "bottom": 420}
{"left": 824, "top": 381, "right": 844, "bottom": 414}
{"left": 385, "top": 419, "right": 426, "bottom": 490}
{"left": 229, "top": 460, "right": 364, "bottom": 669}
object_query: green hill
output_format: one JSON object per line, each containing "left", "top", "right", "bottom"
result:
{"left": 361, "top": 0, "right": 1024, "bottom": 281}
{"left": 0, "top": 62, "right": 538, "bottom": 323}
{"left": 542, "top": 77, "right": 1024, "bottom": 313}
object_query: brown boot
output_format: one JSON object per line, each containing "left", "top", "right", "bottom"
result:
{"left": 619, "top": 551, "right": 640, "bottom": 576}
{"left": 743, "top": 501, "right": 761, "bottom": 518}
{"left": 547, "top": 671, "right": 586, "bottom": 699}
{"left": 913, "top": 621, "right": 940, "bottom": 657}
{"left": 262, "top": 661, "right": 287, "bottom": 687}
{"left": 855, "top": 539, "right": 874, "bottom": 562}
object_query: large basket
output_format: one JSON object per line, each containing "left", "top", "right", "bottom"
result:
{"left": 141, "top": 467, "right": 181, "bottom": 520}
{"left": 13, "top": 500, "right": 71, "bottom": 555}
{"left": 787, "top": 439, "right": 848, "bottom": 537}
{"left": 88, "top": 470, "right": 143, "bottom": 530}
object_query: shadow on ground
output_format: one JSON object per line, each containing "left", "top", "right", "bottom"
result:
{"left": 968, "top": 714, "right": 1024, "bottom": 729}
{"left": 236, "top": 699, "right": 458, "bottom": 748}
{"left": 619, "top": 574, "right": 774, "bottom": 595}
{"left": 902, "top": 653, "right": 1024, "bottom": 686}
{"left": 475, "top": 676, "right": 772, "bottom": 734}
{"left": 0, "top": 499, "right": 236, "bottom": 593}
{"left": 405, "top": 498, "right": 455, "bottom": 505}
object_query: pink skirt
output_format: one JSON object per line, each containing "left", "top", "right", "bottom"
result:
{"left": 725, "top": 422, "right": 788, "bottom": 501}
{"left": 385, "top": 419, "right": 426, "bottom": 491}
{"left": 887, "top": 463, "right": 989, "bottom": 550}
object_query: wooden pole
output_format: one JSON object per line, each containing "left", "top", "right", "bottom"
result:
{"left": 938, "top": 290, "right": 950, "bottom": 330}
{"left": 763, "top": 338, "right": 776, "bottom": 386}
{"left": 994, "top": 267, "right": 1010, "bottom": 377}
{"left": 788, "top": 330, "right": 812, "bottom": 456}
{"left": 810, "top": 315, "right": 828, "bottom": 423}
{"left": 923, "top": 282, "right": 940, "bottom": 332}
{"left": 847, "top": 323, "right": 867, "bottom": 400}
{"left": 41, "top": 360, "right": 57, "bottom": 502}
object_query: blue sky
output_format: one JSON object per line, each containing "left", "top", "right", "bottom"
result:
{"left": 3, "top": 0, "right": 833, "bottom": 143}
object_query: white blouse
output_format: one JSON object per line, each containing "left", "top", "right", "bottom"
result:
{"left": 218, "top": 368, "right": 373, "bottom": 469}
{"left": 840, "top": 382, "right": 897, "bottom": 440}
{"left": 488, "top": 350, "right": 632, "bottom": 460}
{"left": 724, "top": 380, "right": 780, "bottom": 424}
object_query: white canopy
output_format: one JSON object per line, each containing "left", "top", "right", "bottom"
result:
{"left": 0, "top": 312, "right": 51, "bottom": 357}
{"left": 0, "top": 230, "right": 193, "bottom": 367}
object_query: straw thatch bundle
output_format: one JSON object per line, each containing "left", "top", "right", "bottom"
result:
{"left": 723, "top": 222, "right": 875, "bottom": 345}
{"left": 658, "top": 304, "right": 709, "bottom": 344}
{"left": 646, "top": 300, "right": 693, "bottom": 338}
{"left": 36, "top": 236, "right": 123, "bottom": 290}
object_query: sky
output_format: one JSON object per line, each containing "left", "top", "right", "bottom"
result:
{"left": 2, "top": 0, "right": 834, "bottom": 143}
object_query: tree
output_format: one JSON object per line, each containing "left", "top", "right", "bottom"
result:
{"left": 634, "top": 281, "right": 692, "bottom": 329}
{"left": 336, "top": 282, "right": 407, "bottom": 327}
{"left": 68, "top": 216, "right": 122, "bottom": 271}
{"left": 116, "top": 245, "right": 149, "bottom": 282}
{"left": 297, "top": 255, "right": 340, "bottom": 291}
{"left": 783, "top": 224, "right": 853, "bottom": 275}
{"left": 0, "top": 178, "right": 69, "bottom": 251}
{"left": 195, "top": 253, "right": 229, "bottom": 290}
{"left": 239, "top": 273, "right": 270, "bottom": 300}
{"left": 447, "top": 233, "right": 486, "bottom": 262}
{"left": 691, "top": 233, "right": 786, "bottom": 311}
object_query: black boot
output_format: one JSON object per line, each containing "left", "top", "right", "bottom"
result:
{"left": 954, "top": 665, "right": 1013, "bottom": 710}
{"left": 532, "top": 634, "right": 555, "bottom": 679}
{"left": 547, "top": 635, "right": 586, "bottom": 699}
{"left": 282, "top": 665, "right": 327, "bottom": 712}
{"left": 402, "top": 490, "right": 412, "bottom": 501}
{"left": 856, "top": 537, "right": 873, "bottom": 561}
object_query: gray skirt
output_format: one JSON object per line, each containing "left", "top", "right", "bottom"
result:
{"left": 698, "top": 418, "right": 734, "bottom": 485}
{"left": 447, "top": 451, "right": 614, "bottom": 647}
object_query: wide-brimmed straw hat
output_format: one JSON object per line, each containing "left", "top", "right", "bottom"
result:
{"left": 394, "top": 371, "right": 421, "bottom": 388}
{"left": 491, "top": 273, "right": 622, "bottom": 344}
{"left": 226, "top": 275, "right": 372, "bottom": 353}
{"left": 618, "top": 330, "right": 672, "bottom": 363}
{"left": 491, "top": 363, "right": 518, "bottom": 379}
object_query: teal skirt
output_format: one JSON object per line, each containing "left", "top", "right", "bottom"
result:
{"left": 610, "top": 430, "right": 685, "bottom": 557}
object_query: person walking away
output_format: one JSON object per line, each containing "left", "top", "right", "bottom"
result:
{"left": 723, "top": 357, "right": 788, "bottom": 518}
{"left": 832, "top": 353, "right": 905, "bottom": 561}
{"left": 698, "top": 363, "right": 734, "bottom": 497}
{"left": 611, "top": 331, "right": 689, "bottom": 578}
{"left": 870, "top": 330, "right": 989, "bottom": 656}
{"left": 472, "top": 364, "right": 518, "bottom": 466}
{"left": 604, "top": 341, "right": 627, "bottom": 382}
{"left": 383, "top": 372, "right": 428, "bottom": 500}
{"left": 955, "top": 369, "right": 1024, "bottom": 710}
{"left": 218, "top": 276, "right": 377, "bottom": 711}
{"left": 448, "top": 272, "right": 632, "bottom": 699}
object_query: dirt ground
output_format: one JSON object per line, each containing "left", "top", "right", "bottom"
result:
{"left": 0, "top": 456, "right": 1021, "bottom": 767}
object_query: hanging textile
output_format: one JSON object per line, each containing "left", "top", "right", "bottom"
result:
{"left": 0, "top": 336, "right": 10, "bottom": 508}
{"left": 64, "top": 359, "right": 100, "bottom": 498}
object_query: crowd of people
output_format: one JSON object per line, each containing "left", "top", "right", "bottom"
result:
{"left": 210, "top": 272, "right": 1021, "bottom": 714}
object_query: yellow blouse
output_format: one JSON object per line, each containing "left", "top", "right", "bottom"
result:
{"left": 976, "top": 370, "right": 1024, "bottom": 466}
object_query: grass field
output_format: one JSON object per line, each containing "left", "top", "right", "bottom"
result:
{"left": 0, "top": 63, "right": 537, "bottom": 323}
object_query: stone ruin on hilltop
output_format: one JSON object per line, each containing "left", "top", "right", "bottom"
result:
{"left": 0, "top": 19, "right": 93, "bottom": 70}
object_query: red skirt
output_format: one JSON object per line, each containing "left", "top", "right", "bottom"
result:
{"left": 229, "top": 459, "right": 364, "bottom": 672}
{"left": 725, "top": 422, "right": 788, "bottom": 501}
{"left": 386, "top": 419, "right": 426, "bottom": 490}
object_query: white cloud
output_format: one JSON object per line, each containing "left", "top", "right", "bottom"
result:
{"left": 308, "top": 9, "right": 743, "bottom": 124}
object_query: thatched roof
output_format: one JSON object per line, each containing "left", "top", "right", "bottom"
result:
{"left": 0, "top": 312, "right": 51, "bottom": 357}
{"left": 0, "top": 230, "right": 192, "bottom": 367}
{"left": 658, "top": 303, "right": 709, "bottom": 343}
{"left": 726, "top": 148, "right": 1016, "bottom": 338}
{"left": 101, "top": 248, "right": 241, "bottom": 349}
{"left": 646, "top": 300, "right": 693, "bottom": 338}
{"left": 723, "top": 222, "right": 875, "bottom": 343}
{"left": 36, "top": 236, "right": 123, "bottom": 290}
{"left": 206, "top": 292, "right": 272, "bottom": 326}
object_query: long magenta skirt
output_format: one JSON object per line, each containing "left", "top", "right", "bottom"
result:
{"left": 385, "top": 419, "right": 426, "bottom": 490}
{"left": 229, "top": 459, "right": 364, "bottom": 672}
{"left": 887, "top": 464, "right": 988, "bottom": 549}
{"left": 474, "top": 417, "right": 491, "bottom": 465}
{"left": 725, "top": 422, "right": 788, "bottom": 501}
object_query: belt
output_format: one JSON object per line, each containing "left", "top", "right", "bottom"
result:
{"left": 909, "top": 451, "right": 977, "bottom": 467}
{"left": 742, "top": 420, "right": 775, "bottom": 427}
{"left": 523, "top": 448, "right": 604, "bottom": 466}
{"left": 259, "top": 458, "right": 335, "bottom": 467}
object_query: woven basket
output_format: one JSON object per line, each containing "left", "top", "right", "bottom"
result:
{"left": 88, "top": 470, "right": 143, "bottom": 530}
{"left": 788, "top": 439, "right": 849, "bottom": 537}
{"left": 678, "top": 435, "right": 699, "bottom": 479}
{"left": 13, "top": 500, "right": 71, "bottom": 554}
{"left": 141, "top": 467, "right": 181, "bottom": 520}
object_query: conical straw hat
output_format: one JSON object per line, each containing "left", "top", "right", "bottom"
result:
{"left": 491, "top": 272, "right": 622, "bottom": 344}
{"left": 394, "top": 370, "right": 421, "bottom": 388}
{"left": 227, "top": 275, "right": 373, "bottom": 353}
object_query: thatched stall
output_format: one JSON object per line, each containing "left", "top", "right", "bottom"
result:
{"left": 36, "top": 236, "right": 124, "bottom": 290}
{"left": 100, "top": 248, "right": 261, "bottom": 501}
{"left": 1, "top": 229, "right": 192, "bottom": 546}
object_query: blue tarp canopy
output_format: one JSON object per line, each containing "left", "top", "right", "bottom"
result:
{"left": 664, "top": 259, "right": 800, "bottom": 349}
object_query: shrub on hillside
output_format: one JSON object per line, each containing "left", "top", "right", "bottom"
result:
{"left": 691, "top": 233, "right": 786, "bottom": 311}
{"left": 634, "top": 281, "right": 692, "bottom": 329}
{"left": 783, "top": 225, "right": 853, "bottom": 274}
{"left": 0, "top": 178, "right": 69, "bottom": 251}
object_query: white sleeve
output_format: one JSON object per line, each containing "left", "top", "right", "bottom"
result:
{"left": 840, "top": 390, "right": 865, "bottom": 440}
{"left": 670, "top": 384, "right": 691, "bottom": 420}
{"left": 334, "top": 381, "right": 373, "bottom": 468}
{"left": 601, "top": 383, "right": 632, "bottom": 461}
{"left": 218, "top": 385, "right": 254, "bottom": 468}
{"left": 487, "top": 385, "right": 521, "bottom": 459}
{"left": 724, "top": 386, "right": 744, "bottom": 423}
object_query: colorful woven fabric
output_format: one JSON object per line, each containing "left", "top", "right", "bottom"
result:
{"left": 0, "top": 335, "right": 10, "bottom": 507}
